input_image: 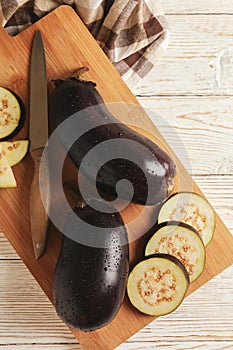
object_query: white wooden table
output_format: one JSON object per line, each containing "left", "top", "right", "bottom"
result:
{"left": 1, "top": 1, "right": 233, "bottom": 349}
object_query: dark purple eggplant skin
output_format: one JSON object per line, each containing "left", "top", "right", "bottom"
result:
{"left": 49, "top": 69, "right": 176, "bottom": 205}
{"left": 53, "top": 200, "right": 129, "bottom": 332}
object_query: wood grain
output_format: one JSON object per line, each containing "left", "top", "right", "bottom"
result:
{"left": 0, "top": 232, "right": 19, "bottom": 259}
{"left": 134, "top": 15, "right": 233, "bottom": 96}
{"left": 161, "top": 0, "right": 233, "bottom": 14}
{"left": 193, "top": 176, "right": 233, "bottom": 234}
{"left": 0, "top": 347, "right": 81, "bottom": 350}
{"left": 138, "top": 96, "right": 233, "bottom": 175}
{"left": 119, "top": 342, "right": 233, "bottom": 349}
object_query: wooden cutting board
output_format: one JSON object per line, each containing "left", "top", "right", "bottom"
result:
{"left": 0, "top": 5, "right": 233, "bottom": 350}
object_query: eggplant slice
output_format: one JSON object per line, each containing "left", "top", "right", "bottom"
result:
{"left": 0, "top": 140, "right": 29, "bottom": 166}
{"left": 145, "top": 222, "right": 205, "bottom": 282}
{"left": 158, "top": 192, "right": 216, "bottom": 246}
{"left": 127, "top": 254, "right": 189, "bottom": 316}
{"left": 0, "top": 144, "right": 17, "bottom": 188}
{"left": 0, "top": 87, "right": 21, "bottom": 139}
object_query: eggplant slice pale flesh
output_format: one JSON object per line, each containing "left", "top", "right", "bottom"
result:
{"left": 158, "top": 192, "right": 216, "bottom": 246}
{"left": 127, "top": 254, "right": 189, "bottom": 316}
{"left": 0, "top": 87, "right": 21, "bottom": 139}
{"left": 0, "top": 140, "right": 29, "bottom": 167}
{"left": 145, "top": 222, "right": 206, "bottom": 282}
{"left": 0, "top": 143, "right": 17, "bottom": 188}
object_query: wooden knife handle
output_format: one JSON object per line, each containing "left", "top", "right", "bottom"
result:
{"left": 30, "top": 147, "right": 50, "bottom": 259}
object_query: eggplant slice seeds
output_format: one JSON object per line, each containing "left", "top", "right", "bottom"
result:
{"left": 158, "top": 192, "right": 216, "bottom": 246}
{"left": 145, "top": 222, "right": 206, "bottom": 282}
{"left": 0, "top": 87, "right": 21, "bottom": 139}
{"left": 127, "top": 254, "right": 189, "bottom": 316}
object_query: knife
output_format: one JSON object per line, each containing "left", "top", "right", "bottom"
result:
{"left": 29, "top": 30, "right": 49, "bottom": 260}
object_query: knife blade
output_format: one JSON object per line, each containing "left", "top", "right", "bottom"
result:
{"left": 29, "top": 30, "right": 49, "bottom": 260}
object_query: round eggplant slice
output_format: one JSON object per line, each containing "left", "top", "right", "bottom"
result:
{"left": 145, "top": 222, "right": 205, "bottom": 282}
{"left": 158, "top": 192, "right": 216, "bottom": 246}
{"left": 127, "top": 254, "right": 189, "bottom": 316}
{"left": 0, "top": 87, "right": 21, "bottom": 139}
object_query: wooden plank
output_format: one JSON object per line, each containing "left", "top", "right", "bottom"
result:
{"left": 118, "top": 342, "right": 233, "bottom": 349}
{"left": 193, "top": 175, "right": 233, "bottom": 234}
{"left": 134, "top": 15, "right": 233, "bottom": 96}
{"left": 0, "top": 232, "right": 19, "bottom": 259}
{"left": 0, "top": 263, "right": 75, "bottom": 345}
{"left": 2, "top": 343, "right": 233, "bottom": 350}
{"left": 0, "top": 261, "right": 232, "bottom": 346}
{"left": 138, "top": 96, "right": 233, "bottom": 175}
{"left": 161, "top": 0, "right": 233, "bottom": 14}
{"left": 0, "top": 346, "right": 81, "bottom": 350}
{"left": 1, "top": 343, "right": 233, "bottom": 350}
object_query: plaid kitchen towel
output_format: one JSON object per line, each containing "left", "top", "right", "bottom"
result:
{"left": 0, "top": 0, "right": 169, "bottom": 88}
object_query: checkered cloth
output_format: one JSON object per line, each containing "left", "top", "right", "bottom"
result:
{"left": 0, "top": 0, "right": 169, "bottom": 88}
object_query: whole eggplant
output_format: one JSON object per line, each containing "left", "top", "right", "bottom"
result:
{"left": 49, "top": 68, "right": 176, "bottom": 205}
{"left": 53, "top": 199, "right": 129, "bottom": 331}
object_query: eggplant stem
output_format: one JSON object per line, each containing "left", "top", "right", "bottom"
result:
{"left": 71, "top": 67, "right": 96, "bottom": 86}
{"left": 71, "top": 67, "right": 89, "bottom": 79}
{"left": 51, "top": 66, "right": 96, "bottom": 87}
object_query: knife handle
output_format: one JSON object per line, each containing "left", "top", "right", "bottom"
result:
{"left": 30, "top": 147, "right": 50, "bottom": 259}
